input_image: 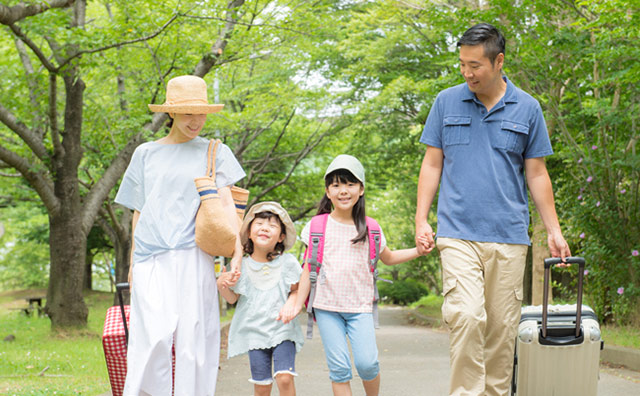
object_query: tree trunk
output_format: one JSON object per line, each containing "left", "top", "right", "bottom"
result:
{"left": 84, "top": 252, "right": 92, "bottom": 290}
{"left": 113, "top": 208, "right": 131, "bottom": 306}
{"left": 114, "top": 227, "right": 131, "bottom": 283}
{"left": 44, "top": 73, "right": 89, "bottom": 328}
{"left": 531, "top": 210, "right": 552, "bottom": 305}
{"left": 46, "top": 212, "right": 89, "bottom": 327}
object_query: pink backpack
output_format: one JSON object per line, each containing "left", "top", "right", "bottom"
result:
{"left": 303, "top": 213, "right": 390, "bottom": 338}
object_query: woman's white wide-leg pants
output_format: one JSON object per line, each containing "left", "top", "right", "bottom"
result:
{"left": 123, "top": 247, "right": 220, "bottom": 396}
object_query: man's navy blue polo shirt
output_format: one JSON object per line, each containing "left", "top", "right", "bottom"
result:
{"left": 420, "top": 76, "right": 553, "bottom": 245}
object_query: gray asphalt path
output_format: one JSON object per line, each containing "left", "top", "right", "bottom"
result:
{"left": 216, "top": 306, "right": 640, "bottom": 396}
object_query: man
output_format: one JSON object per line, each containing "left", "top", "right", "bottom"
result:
{"left": 415, "top": 23, "right": 571, "bottom": 396}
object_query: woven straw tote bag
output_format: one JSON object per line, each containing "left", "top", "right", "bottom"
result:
{"left": 194, "top": 139, "right": 249, "bottom": 257}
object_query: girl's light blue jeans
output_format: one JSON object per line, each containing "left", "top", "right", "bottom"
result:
{"left": 314, "top": 308, "right": 379, "bottom": 383}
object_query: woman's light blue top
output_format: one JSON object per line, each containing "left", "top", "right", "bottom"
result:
{"left": 228, "top": 253, "right": 305, "bottom": 358}
{"left": 114, "top": 136, "right": 245, "bottom": 262}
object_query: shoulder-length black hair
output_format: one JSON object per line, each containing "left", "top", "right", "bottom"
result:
{"left": 242, "top": 211, "right": 286, "bottom": 261}
{"left": 317, "top": 169, "right": 367, "bottom": 244}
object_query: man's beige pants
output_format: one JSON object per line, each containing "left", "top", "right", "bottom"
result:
{"left": 437, "top": 238, "right": 528, "bottom": 396}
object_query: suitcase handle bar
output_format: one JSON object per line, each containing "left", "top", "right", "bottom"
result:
{"left": 544, "top": 256, "right": 585, "bottom": 268}
{"left": 116, "top": 282, "right": 130, "bottom": 344}
{"left": 542, "top": 257, "right": 585, "bottom": 339}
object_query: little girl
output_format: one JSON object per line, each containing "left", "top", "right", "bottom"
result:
{"left": 301, "top": 154, "right": 427, "bottom": 396}
{"left": 217, "top": 201, "right": 309, "bottom": 396}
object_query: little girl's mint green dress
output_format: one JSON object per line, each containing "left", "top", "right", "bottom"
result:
{"left": 227, "top": 253, "right": 304, "bottom": 357}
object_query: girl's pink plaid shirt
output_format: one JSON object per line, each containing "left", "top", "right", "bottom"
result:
{"left": 301, "top": 215, "right": 387, "bottom": 313}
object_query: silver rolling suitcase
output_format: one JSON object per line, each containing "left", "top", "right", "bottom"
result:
{"left": 511, "top": 257, "right": 603, "bottom": 396}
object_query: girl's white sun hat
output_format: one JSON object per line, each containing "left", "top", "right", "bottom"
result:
{"left": 240, "top": 201, "right": 297, "bottom": 251}
{"left": 324, "top": 154, "right": 365, "bottom": 185}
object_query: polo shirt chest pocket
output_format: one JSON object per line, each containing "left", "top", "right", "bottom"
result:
{"left": 496, "top": 120, "right": 529, "bottom": 153}
{"left": 442, "top": 116, "right": 471, "bottom": 146}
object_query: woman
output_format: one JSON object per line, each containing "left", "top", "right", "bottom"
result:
{"left": 115, "top": 75, "right": 245, "bottom": 395}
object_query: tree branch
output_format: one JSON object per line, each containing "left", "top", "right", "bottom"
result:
{"left": 56, "top": 12, "right": 180, "bottom": 72}
{"left": 0, "top": 0, "right": 74, "bottom": 25}
{"left": 182, "top": 14, "right": 311, "bottom": 36}
{"left": 392, "top": 0, "right": 427, "bottom": 10}
{"left": 193, "top": 0, "right": 246, "bottom": 77}
{"left": 49, "top": 73, "right": 64, "bottom": 157}
{"left": 244, "top": 109, "right": 295, "bottom": 185}
{"left": 80, "top": 133, "right": 143, "bottom": 234}
{"left": 0, "top": 102, "right": 49, "bottom": 161}
{"left": 7, "top": 23, "right": 58, "bottom": 72}
{"left": 289, "top": 202, "right": 319, "bottom": 222}
{"left": 0, "top": 170, "right": 22, "bottom": 178}
{"left": 559, "top": 0, "right": 592, "bottom": 21}
{"left": 0, "top": 145, "right": 58, "bottom": 214}
{"left": 233, "top": 111, "right": 282, "bottom": 160}
{"left": 14, "top": 37, "right": 44, "bottom": 134}
{"left": 249, "top": 121, "right": 334, "bottom": 204}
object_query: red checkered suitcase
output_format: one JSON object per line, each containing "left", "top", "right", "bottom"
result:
{"left": 102, "top": 283, "right": 175, "bottom": 396}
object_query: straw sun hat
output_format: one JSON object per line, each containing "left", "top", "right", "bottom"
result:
{"left": 148, "top": 75, "right": 224, "bottom": 114}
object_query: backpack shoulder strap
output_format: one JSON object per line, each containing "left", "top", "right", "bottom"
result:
{"left": 305, "top": 213, "right": 329, "bottom": 272}
{"left": 365, "top": 216, "right": 388, "bottom": 329}
{"left": 304, "top": 213, "right": 329, "bottom": 339}
{"left": 365, "top": 216, "right": 381, "bottom": 267}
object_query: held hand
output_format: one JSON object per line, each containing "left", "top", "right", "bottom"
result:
{"left": 416, "top": 237, "right": 434, "bottom": 256}
{"left": 548, "top": 232, "right": 571, "bottom": 267}
{"left": 217, "top": 266, "right": 240, "bottom": 289}
{"left": 415, "top": 222, "right": 436, "bottom": 255}
{"left": 276, "top": 298, "right": 299, "bottom": 324}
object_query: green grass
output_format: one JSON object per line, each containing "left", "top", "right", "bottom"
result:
{"left": 601, "top": 324, "right": 640, "bottom": 350}
{"left": 410, "top": 294, "right": 444, "bottom": 317}
{"left": 0, "top": 290, "right": 114, "bottom": 395}
{"left": 407, "top": 294, "right": 444, "bottom": 327}
{"left": 0, "top": 290, "right": 235, "bottom": 396}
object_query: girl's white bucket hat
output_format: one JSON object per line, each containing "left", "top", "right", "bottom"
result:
{"left": 148, "top": 75, "right": 224, "bottom": 114}
{"left": 240, "top": 201, "right": 297, "bottom": 251}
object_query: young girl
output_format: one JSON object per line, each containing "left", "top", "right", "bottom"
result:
{"left": 115, "top": 75, "right": 245, "bottom": 395}
{"left": 301, "top": 154, "right": 426, "bottom": 396}
{"left": 217, "top": 201, "right": 309, "bottom": 396}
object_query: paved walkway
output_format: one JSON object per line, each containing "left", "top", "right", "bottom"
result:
{"left": 216, "top": 306, "right": 640, "bottom": 396}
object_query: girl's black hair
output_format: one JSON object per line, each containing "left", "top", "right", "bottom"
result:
{"left": 242, "top": 211, "right": 286, "bottom": 260}
{"left": 317, "top": 169, "right": 367, "bottom": 244}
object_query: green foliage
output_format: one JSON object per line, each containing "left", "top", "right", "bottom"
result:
{"left": 505, "top": 0, "right": 640, "bottom": 324}
{"left": 0, "top": 202, "right": 49, "bottom": 290}
{"left": 378, "top": 277, "right": 429, "bottom": 305}
{"left": 368, "top": 186, "right": 442, "bottom": 294}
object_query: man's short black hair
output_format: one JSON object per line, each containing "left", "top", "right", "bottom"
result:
{"left": 457, "top": 23, "right": 506, "bottom": 65}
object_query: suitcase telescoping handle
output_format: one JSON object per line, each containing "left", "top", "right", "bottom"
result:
{"left": 542, "top": 257, "right": 586, "bottom": 339}
{"left": 116, "top": 282, "right": 130, "bottom": 344}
